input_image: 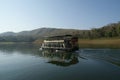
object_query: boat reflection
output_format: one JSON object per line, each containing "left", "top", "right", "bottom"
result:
{"left": 41, "top": 50, "right": 79, "bottom": 67}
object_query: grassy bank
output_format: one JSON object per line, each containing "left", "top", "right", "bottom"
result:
{"left": 78, "top": 38, "right": 120, "bottom": 48}
{"left": 78, "top": 38, "right": 120, "bottom": 45}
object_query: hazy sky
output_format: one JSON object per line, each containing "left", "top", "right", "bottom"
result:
{"left": 0, "top": 0, "right": 120, "bottom": 33}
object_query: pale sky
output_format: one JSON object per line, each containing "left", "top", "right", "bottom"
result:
{"left": 0, "top": 0, "right": 120, "bottom": 33}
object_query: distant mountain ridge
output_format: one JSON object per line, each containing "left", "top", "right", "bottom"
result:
{"left": 0, "top": 28, "right": 81, "bottom": 42}
{"left": 0, "top": 21, "right": 120, "bottom": 42}
{"left": 0, "top": 28, "right": 80, "bottom": 37}
{"left": 0, "top": 32, "right": 16, "bottom": 36}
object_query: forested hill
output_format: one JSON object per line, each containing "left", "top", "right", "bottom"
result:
{"left": 90, "top": 22, "right": 120, "bottom": 38}
{"left": 0, "top": 28, "right": 81, "bottom": 42}
{"left": 0, "top": 21, "right": 120, "bottom": 42}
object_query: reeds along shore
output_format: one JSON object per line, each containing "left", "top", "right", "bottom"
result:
{"left": 78, "top": 39, "right": 120, "bottom": 48}
{"left": 78, "top": 39, "right": 120, "bottom": 45}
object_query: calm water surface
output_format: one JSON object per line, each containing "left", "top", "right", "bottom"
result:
{"left": 0, "top": 44, "right": 120, "bottom": 80}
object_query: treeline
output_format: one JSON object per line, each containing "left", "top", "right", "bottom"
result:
{"left": 76, "top": 21, "right": 120, "bottom": 39}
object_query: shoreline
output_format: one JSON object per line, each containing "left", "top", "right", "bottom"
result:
{"left": 78, "top": 39, "right": 120, "bottom": 45}
{"left": 78, "top": 39, "right": 120, "bottom": 48}
{"left": 0, "top": 42, "right": 32, "bottom": 44}
{"left": 0, "top": 38, "right": 120, "bottom": 48}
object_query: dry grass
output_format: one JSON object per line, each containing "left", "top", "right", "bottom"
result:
{"left": 78, "top": 39, "right": 120, "bottom": 48}
{"left": 79, "top": 39, "right": 120, "bottom": 45}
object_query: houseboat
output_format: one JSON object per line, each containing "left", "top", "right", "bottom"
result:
{"left": 40, "top": 35, "right": 79, "bottom": 51}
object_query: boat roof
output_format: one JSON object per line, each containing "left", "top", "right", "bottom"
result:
{"left": 44, "top": 35, "right": 72, "bottom": 38}
{"left": 44, "top": 35, "right": 73, "bottom": 40}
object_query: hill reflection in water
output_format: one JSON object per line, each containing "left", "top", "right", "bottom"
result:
{"left": 0, "top": 44, "right": 82, "bottom": 67}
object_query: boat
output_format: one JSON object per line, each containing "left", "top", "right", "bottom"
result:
{"left": 40, "top": 35, "right": 79, "bottom": 51}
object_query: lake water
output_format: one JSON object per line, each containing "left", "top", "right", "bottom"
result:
{"left": 0, "top": 44, "right": 120, "bottom": 80}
